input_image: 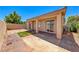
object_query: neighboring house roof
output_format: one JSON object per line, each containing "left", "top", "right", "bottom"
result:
{"left": 26, "top": 7, "right": 67, "bottom": 22}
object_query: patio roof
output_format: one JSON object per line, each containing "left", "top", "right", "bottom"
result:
{"left": 26, "top": 7, "right": 67, "bottom": 22}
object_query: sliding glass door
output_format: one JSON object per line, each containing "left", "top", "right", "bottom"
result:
{"left": 46, "top": 20, "right": 54, "bottom": 32}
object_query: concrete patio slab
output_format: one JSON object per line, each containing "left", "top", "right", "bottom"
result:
{"left": 22, "top": 35, "right": 69, "bottom": 52}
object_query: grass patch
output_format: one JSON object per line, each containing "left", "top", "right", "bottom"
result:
{"left": 17, "top": 31, "right": 32, "bottom": 37}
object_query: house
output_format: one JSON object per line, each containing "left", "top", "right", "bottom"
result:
{"left": 26, "top": 7, "right": 66, "bottom": 40}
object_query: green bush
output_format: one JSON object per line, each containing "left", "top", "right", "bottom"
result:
{"left": 66, "top": 16, "right": 79, "bottom": 32}
{"left": 70, "top": 23, "right": 77, "bottom": 32}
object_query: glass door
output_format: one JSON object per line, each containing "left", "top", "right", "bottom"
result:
{"left": 46, "top": 20, "right": 54, "bottom": 32}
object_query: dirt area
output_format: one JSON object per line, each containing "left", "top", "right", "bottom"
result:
{"left": 61, "top": 33, "right": 79, "bottom": 52}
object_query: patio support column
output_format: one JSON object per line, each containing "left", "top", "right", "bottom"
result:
{"left": 26, "top": 22, "right": 29, "bottom": 31}
{"left": 31, "top": 22, "right": 32, "bottom": 30}
{"left": 36, "top": 20, "right": 38, "bottom": 33}
{"left": 56, "top": 13, "right": 63, "bottom": 40}
{"left": 44, "top": 21, "right": 46, "bottom": 31}
{"left": 61, "top": 15, "right": 64, "bottom": 36}
{"left": 62, "top": 16, "right": 65, "bottom": 33}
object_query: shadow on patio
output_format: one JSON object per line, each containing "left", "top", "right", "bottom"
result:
{"left": 32, "top": 31, "right": 79, "bottom": 52}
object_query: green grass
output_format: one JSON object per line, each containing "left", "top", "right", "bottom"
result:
{"left": 17, "top": 31, "right": 32, "bottom": 37}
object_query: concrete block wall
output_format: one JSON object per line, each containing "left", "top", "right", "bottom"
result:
{"left": 7, "top": 24, "right": 25, "bottom": 30}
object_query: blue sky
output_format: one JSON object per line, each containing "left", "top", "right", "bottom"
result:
{"left": 0, "top": 6, "right": 79, "bottom": 21}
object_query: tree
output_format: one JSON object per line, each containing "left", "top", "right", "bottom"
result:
{"left": 4, "top": 11, "right": 22, "bottom": 24}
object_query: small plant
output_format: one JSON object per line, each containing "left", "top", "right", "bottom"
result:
{"left": 17, "top": 31, "right": 32, "bottom": 37}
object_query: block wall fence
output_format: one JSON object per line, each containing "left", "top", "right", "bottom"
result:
{"left": 7, "top": 23, "right": 26, "bottom": 30}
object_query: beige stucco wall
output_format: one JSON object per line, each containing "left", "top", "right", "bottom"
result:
{"left": 7, "top": 24, "right": 25, "bottom": 30}
{"left": 0, "top": 21, "right": 7, "bottom": 51}
{"left": 38, "top": 21, "right": 46, "bottom": 31}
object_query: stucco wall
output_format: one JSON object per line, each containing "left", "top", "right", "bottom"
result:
{"left": 0, "top": 21, "right": 7, "bottom": 51}
{"left": 7, "top": 24, "right": 25, "bottom": 30}
{"left": 38, "top": 21, "right": 46, "bottom": 31}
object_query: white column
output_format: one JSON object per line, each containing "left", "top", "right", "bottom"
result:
{"left": 36, "top": 20, "right": 38, "bottom": 33}
{"left": 56, "top": 13, "right": 63, "bottom": 40}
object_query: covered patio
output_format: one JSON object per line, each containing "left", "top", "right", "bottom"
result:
{"left": 26, "top": 7, "right": 66, "bottom": 42}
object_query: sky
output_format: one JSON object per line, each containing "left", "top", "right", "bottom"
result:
{"left": 0, "top": 6, "right": 79, "bottom": 21}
